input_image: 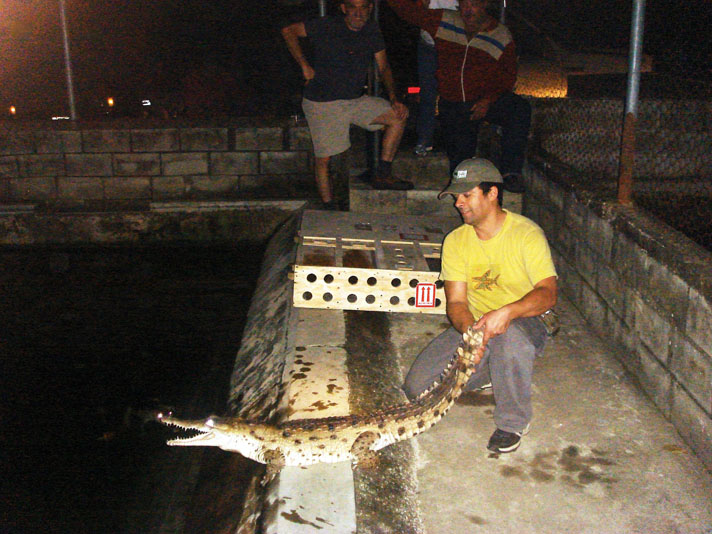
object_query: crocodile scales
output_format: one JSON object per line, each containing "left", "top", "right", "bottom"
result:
{"left": 158, "top": 327, "right": 483, "bottom": 483}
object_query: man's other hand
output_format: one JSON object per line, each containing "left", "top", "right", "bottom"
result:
{"left": 469, "top": 98, "right": 490, "bottom": 121}
{"left": 475, "top": 306, "right": 512, "bottom": 346}
{"left": 302, "top": 65, "right": 315, "bottom": 84}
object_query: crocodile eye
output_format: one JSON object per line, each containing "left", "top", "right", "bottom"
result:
{"left": 206, "top": 418, "right": 215, "bottom": 427}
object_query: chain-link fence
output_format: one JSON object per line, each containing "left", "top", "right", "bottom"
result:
{"left": 510, "top": 0, "right": 712, "bottom": 252}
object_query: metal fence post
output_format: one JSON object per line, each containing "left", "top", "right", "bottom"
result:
{"left": 59, "top": 0, "right": 77, "bottom": 120}
{"left": 372, "top": 0, "right": 381, "bottom": 172}
{"left": 618, "top": 0, "right": 646, "bottom": 205}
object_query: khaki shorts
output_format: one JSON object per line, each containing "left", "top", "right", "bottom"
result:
{"left": 302, "top": 96, "right": 392, "bottom": 158}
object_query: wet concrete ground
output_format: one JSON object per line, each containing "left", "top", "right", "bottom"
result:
{"left": 389, "top": 295, "right": 712, "bottom": 534}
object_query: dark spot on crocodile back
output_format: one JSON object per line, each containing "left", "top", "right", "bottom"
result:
{"left": 397, "top": 427, "right": 405, "bottom": 435}
{"left": 292, "top": 373, "right": 307, "bottom": 380}
{"left": 467, "top": 515, "right": 486, "bottom": 525}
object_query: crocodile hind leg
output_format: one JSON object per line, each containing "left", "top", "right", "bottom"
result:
{"left": 261, "top": 449, "right": 286, "bottom": 486}
{"left": 350, "top": 431, "right": 379, "bottom": 468}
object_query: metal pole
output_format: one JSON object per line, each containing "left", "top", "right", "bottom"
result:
{"left": 372, "top": 0, "right": 381, "bottom": 171}
{"left": 617, "top": 0, "right": 646, "bottom": 205}
{"left": 318, "top": 0, "right": 327, "bottom": 17}
{"left": 500, "top": 0, "right": 506, "bottom": 24}
{"left": 59, "top": 0, "right": 77, "bottom": 120}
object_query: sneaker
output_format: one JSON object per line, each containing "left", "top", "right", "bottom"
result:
{"left": 477, "top": 382, "right": 492, "bottom": 391}
{"left": 371, "top": 176, "right": 414, "bottom": 191}
{"left": 502, "top": 173, "right": 526, "bottom": 193}
{"left": 486, "top": 423, "right": 530, "bottom": 453}
{"left": 414, "top": 144, "right": 433, "bottom": 157}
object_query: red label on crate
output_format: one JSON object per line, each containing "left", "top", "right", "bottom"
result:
{"left": 415, "top": 283, "right": 436, "bottom": 307}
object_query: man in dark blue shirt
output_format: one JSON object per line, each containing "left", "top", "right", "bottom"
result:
{"left": 282, "top": 0, "right": 413, "bottom": 209}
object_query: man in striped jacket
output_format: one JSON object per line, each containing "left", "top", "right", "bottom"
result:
{"left": 387, "top": 0, "right": 530, "bottom": 192}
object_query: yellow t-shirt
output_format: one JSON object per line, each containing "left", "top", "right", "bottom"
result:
{"left": 440, "top": 210, "right": 557, "bottom": 318}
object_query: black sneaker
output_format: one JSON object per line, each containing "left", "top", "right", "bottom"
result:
{"left": 502, "top": 173, "right": 526, "bottom": 193}
{"left": 487, "top": 424, "right": 530, "bottom": 453}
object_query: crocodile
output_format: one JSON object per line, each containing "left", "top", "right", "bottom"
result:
{"left": 158, "top": 326, "right": 483, "bottom": 483}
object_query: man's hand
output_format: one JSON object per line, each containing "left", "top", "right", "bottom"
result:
{"left": 475, "top": 305, "right": 513, "bottom": 346}
{"left": 469, "top": 98, "right": 490, "bottom": 121}
{"left": 390, "top": 99, "right": 409, "bottom": 121}
{"left": 302, "top": 64, "right": 315, "bottom": 84}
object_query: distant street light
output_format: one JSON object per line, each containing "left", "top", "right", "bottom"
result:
{"left": 107, "top": 97, "right": 115, "bottom": 107}
{"left": 9, "top": 106, "right": 17, "bottom": 116}
{"left": 58, "top": 0, "right": 77, "bottom": 120}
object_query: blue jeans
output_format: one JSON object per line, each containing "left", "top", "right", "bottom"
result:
{"left": 416, "top": 40, "right": 438, "bottom": 147}
{"left": 439, "top": 92, "right": 532, "bottom": 176}
{"left": 403, "top": 318, "right": 548, "bottom": 433}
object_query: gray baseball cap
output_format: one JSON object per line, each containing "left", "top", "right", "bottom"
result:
{"left": 437, "top": 158, "right": 503, "bottom": 199}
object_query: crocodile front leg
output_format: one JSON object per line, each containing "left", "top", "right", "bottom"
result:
{"left": 350, "top": 431, "right": 379, "bottom": 468}
{"left": 262, "top": 448, "right": 286, "bottom": 486}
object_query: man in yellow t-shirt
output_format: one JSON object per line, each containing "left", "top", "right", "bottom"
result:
{"left": 403, "top": 158, "right": 558, "bottom": 453}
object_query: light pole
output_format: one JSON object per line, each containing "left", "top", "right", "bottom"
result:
{"left": 58, "top": 0, "right": 77, "bottom": 120}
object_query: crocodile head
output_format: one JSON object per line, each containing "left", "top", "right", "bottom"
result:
{"left": 156, "top": 412, "right": 270, "bottom": 461}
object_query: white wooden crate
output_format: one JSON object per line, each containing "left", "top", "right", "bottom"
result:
{"left": 292, "top": 211, "right": 460, "bottom": 314}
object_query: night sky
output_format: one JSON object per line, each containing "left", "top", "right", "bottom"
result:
{"left": 0, "top": 0, "right": 709, "bottom": 118}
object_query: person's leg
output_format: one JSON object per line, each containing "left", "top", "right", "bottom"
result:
{"left": 438, "top": 99, "right": 481, "bottom": 175}
{"left": 484, "top": 92, "right": 531, "bottom": 176}
{"left": 416, "top": 40, "right": 438, "bottom": 151}
{"left": 371, "top": 107, "right": 406, "bottom": 164}
{"left": 404, "top": 327, "right": 491, "bottom": 400}
{"left": 486, "top": 316, "right": 547, "bottom": 433}
{"left": 302, "top": 98, "right": 351, "bottom": 204}
{"left": 314, "top": 156, "right": 332, "bottom": 203}
{"left": 353, "top": 96, "right": 412, "bottom": 190}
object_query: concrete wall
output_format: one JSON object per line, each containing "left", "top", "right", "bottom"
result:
{"left": 522, "top": 155, "right": 712, "bottom": 471}
{"left": 0, "top": 119, "right": 314, "bottom": 206}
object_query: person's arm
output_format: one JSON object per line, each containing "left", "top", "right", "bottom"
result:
{"left": 374, "top": 50, "right": 408, "bottom": 120}
{"left": 475, "top": 276, "right": 557, "bottom": 345}
{"left": 445, "top": 280, "right": 476, "bottom": 334}
{"left": 445, "top": 280, "right": 485, "bottom": 361}
{"left": 386, "top": 0, "right": 440, "bottom": 35}
{"left": 281, "top": 22, "right": 315, "bottom": 84}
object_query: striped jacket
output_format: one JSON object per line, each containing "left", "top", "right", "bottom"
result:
{"left": 387, "top": 0, "right": 517, "bottom": 103}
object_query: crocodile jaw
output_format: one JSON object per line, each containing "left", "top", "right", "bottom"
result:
{"left": 157, "top": 413, "right": 267, "bottom": 459}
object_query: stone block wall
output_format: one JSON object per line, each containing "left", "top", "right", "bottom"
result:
{"left": 523, "top": 156, "right": 712, "bottom": 471}
{"left": 0, "top": 120, "right": 315, "bottom": 206}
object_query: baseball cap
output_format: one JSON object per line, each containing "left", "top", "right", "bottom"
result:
{"left": 437, "top": 158, "right": 503, "bottom": 199}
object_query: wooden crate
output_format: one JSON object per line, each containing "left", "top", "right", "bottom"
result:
{"left": 293, "top": 211, "right": 460, "bottom": 314}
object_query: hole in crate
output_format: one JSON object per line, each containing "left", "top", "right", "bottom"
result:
{"left": 390, "top": 296, "right": 400, "bottom": 305}
{"left": 347, "top": 294, "right": 357, "bottom": 303}
{"left": 307, "top": 273, "right": 317, "bottom": 283}
{"left": 303, "top": 291, "right": 313, "bottom": 300}
{"left": 348, "top": 275, "right": 358, "bottom": 285}
{"left": 323, "top": 292, "right": 333, "bottom": 302}
{"left": 367, "top": 276, "right": 377, "bottom": 286}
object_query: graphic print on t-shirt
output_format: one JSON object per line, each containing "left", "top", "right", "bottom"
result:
{"left": 472, "top": 268, "right": 500, "bottom": 291}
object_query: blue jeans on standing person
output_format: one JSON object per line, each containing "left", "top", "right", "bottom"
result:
{"left": 416, "top": 40, "right": 438, "bottom": 149}
{"left": 438, "top": 92, "right": 532, "bottom": 176}
{"left": 403, "top": 317, "right": 548, "bottom": 433}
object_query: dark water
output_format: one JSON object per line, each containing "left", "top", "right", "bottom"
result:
{"left": 0, "top": 244, "right": 263, "bottom": 533}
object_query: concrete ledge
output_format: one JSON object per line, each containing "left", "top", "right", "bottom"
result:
{"left": 0, "top": 200, "right": 306, "bottom": 245}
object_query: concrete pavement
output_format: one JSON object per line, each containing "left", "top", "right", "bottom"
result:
{"left": 389, "top": 295, "right": 712, "bottom": 534}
